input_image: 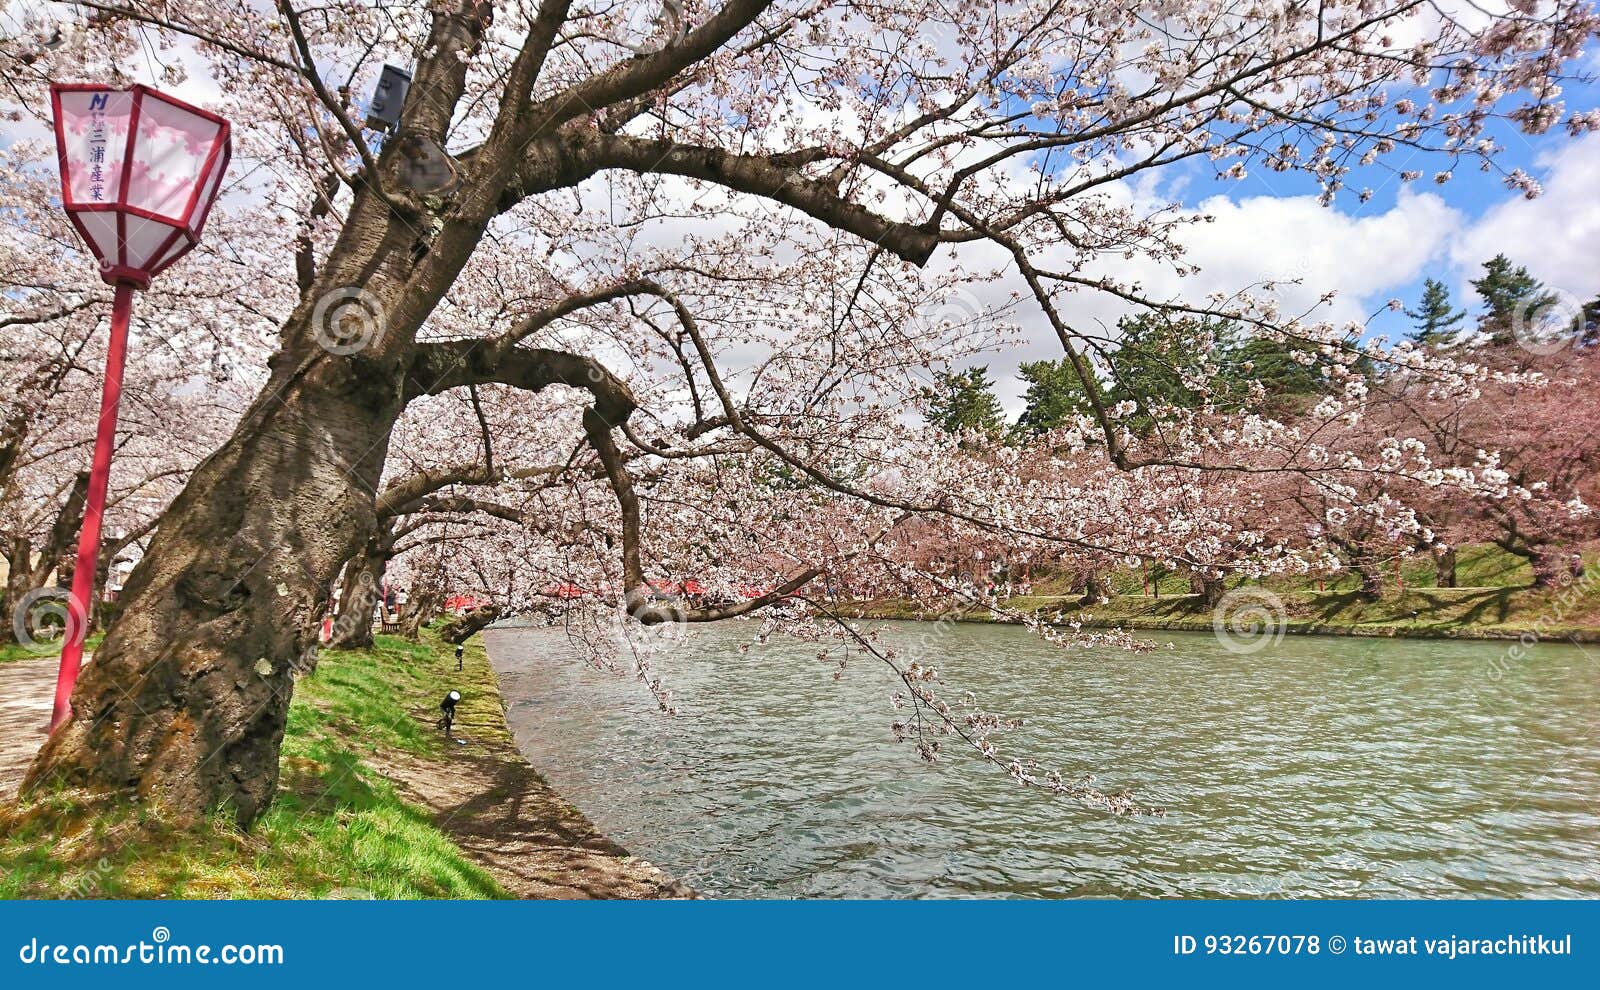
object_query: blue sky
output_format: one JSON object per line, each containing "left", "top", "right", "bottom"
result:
{"left": 1142, "top": 74, "right": 1600, "bottom": 343}
{"left": 965, "top": 66, "right": 1600, "bottom": 410}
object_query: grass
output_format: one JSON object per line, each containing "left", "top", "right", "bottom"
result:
{"left": 854, "top": 545, "right": 1600, "bottom": 640}
{"left": 0, "top": 634, "right": 103, "bottom": 665}
{"left": 1037, "top": 543, "right": 1544, "bottom": 599}
{"left": 0, "top": 632, "right": 511, "bottom": 899}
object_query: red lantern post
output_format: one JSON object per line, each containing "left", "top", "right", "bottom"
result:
{"left": 46, "top": 84, "right": 231, "bottom": 731}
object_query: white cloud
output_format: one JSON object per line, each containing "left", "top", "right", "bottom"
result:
{"left": 963, "top": 187, "right": 1463, "bottom": 409}
{"left": 1449, "top": 133, "right": 1600, "bottom": 301}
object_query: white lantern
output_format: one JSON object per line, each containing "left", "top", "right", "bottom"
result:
{"left": 51, "top": 83, "right": 231, "bottom": 287}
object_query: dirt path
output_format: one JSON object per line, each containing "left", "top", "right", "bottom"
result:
{"left": 0, "top": 658, "right": 55, "bottom": 798}
{"left": 368, "top": 745, "right": 692, "bottom": 899}
{"left": 2, "top": 641, "right": 686, "bottom": 899}
{"left": 360, "top": 636, "right": 691, "bottom": 899}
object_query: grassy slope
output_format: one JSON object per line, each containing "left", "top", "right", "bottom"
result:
{"left": 0, "top": 633, "right": 510, "bottom": 899}
{"left": 855, "top": 545, "right": 1600, "bottom": 639}
{"left": 0, "top": 635, "right": 103, "bottom": 665}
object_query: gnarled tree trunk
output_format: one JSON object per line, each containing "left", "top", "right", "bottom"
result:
{"left": 22, "top": 169, "right": 439, "bottom": 824}
{"left": 1433, "top": 547, "right": 1458, "bottom": 588}
{"left": 24, "top": 341, "right": 403, "bottom": 824}
{"left": 1188, "top": 570, "right": 1226, "bottom": 609}
{"left": 327, "top": 527, "right": 392, "bottom": 650}
{"left": 440, "top": 604, "right": 502, "bottom": 644}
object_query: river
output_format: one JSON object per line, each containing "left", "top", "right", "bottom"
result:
{"left": 485, "top": 621, "right": 1600, "bottom": 898}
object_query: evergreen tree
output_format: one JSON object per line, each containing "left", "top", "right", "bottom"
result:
{"left": 1471, "top": 254, "right": 1554, "bottom": 345}
{"left": 1012, "top": 358, "right": 1094, "bottom": 439}
{"left": 923, "top": 366, "right": 1005, "bottom": 440}
{"left": 1223, "top": 333, "right": 1337, "bottom": 414}
{"left": 1106, "top": 313, "right": 1259, "bottom": 430}
{"left": 1106, "top": 313, "right": 1229, "bottom": 417}
{"left": 1404, "top": 277, "right": 1465, "bottom": 345}
{"left": 1576, "top": 295, "right": 1600, "bottom": 347}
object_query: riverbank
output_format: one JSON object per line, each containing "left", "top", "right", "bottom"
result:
{"left": 0, "top": 632, "right": 686, "bottom": 898}
{"left": 844, "top": 579, "right": 1600, "bottom": 642}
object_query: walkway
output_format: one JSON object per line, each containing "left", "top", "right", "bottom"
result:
{"left": 0, "top": 657, "right": 55, "bottom": 797}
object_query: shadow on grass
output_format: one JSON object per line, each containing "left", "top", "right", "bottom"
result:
{"left": 0, "top": 634, "right": 508, "bottom": 900}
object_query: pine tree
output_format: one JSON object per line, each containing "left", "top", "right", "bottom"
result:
{"left": 1012, "top": 359, "right": 1094, "bottom": 439}
{"left": 923, "top": 366, "right": 1005, "bottom": 440}
{"left": 1471, "top": 254, "right": 1554, "bottom": 345}
{"left": 1223, "top": 332, "right": 1337, "bottom": 414}
{"left": 1404, "top": 277, "right": 1465, "bottom": 345}
{"left": 1107, "top": 313, "right": 1246, "bottom": 427}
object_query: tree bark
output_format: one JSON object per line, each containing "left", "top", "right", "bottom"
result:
{"left": 1188, "top": 570, "right": 1226, "bottom": 609}
{"left": 0, "top": 537, "right": 34, "bottom": 646}
{"left": 1527, "top": 547, "right": 1570, "bottom": 589}
{"left": 1077, "top": 569, "right": 1107, "bottom": 606}
{"left": 24, "top": 316, "right": 407, "bottom": 825}
{"left": 1355, "top": 561, "right": 1385, "bottom": 600}
{"left": 399, "top": 588, "right": 443, "bottom": 640}
{"left": 439, "top": 604, "right": 501, "bottom": 644}
{"left": 1433, "top": 547, "right": 1458, "bottom": 588}
{"left": 327, "top": 531, "right": 391, "bottom": 650}
{"left": 1, "top": 472, "right": 90, "bottom": 645}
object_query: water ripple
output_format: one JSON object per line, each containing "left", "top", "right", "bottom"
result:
{"left": 487, "top": 622, "right": 1600, "bottom": 898}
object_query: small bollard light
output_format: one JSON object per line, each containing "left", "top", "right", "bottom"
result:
{"left": 439, "top": 690, "right": 460, "bottom": 737}
{"left": 455, "top": 643, "right": 464, "bottom": 671}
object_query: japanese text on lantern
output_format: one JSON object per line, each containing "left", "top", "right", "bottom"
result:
{"left": 87, "top": 92, "right": 107, "bottom": 201}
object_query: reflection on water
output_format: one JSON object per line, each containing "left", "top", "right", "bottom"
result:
{"left": 485, "top": 621, "right": 1600, "bottom": 898}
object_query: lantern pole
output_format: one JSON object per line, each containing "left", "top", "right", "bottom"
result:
{"left": 48, "top": 282, "right": 136, "bottom": 732}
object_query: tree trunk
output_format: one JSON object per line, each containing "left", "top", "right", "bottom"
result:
{"left": 327, "top": 535, "right": 390, "bottom": 650}
{"left": 1077, "top": 569, "right": 1107, "bottom": 606}
{"left": 0, "top": 537, "right": 31, "bottom": 646}
{"left": 440, "top": 605, "right": 502, "bottom": 644}
{"left": 1433, "top": 547, "right": 1458, "bottom": 589}
{"left": 1527, "top": 547, "right": 1569, "bottom": 589}
{"left": 1355, "top": 561, "right": 1385, "bottom": 600}
{"left": 1188, "top": 570, "right": 1226, "bottom": 609}
{"left": 399, "top": 589, "right": 442, "bottom": 640}
{"left": 2, "top": 472, "right": 90, "bottom": 645}
{"left": 24, "top": 338, "right": 405, "bottom": 826}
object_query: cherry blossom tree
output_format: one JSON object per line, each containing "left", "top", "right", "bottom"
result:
{"left": 1372, "top": 342, "right": 1599, "bottom": 586}
{"left": 3, "top": 0, "right": 1595, "bottom": 824}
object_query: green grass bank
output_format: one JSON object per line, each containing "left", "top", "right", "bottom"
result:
{"left": 849, "top": 546, "right": 1600, "bottom": 642}
{"left": 0, "top": 631, "right": 684, "bottom": 899}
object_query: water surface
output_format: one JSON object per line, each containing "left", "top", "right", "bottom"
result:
{"left": 486, "top": 622, "right": 1600, "bottom": 898}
